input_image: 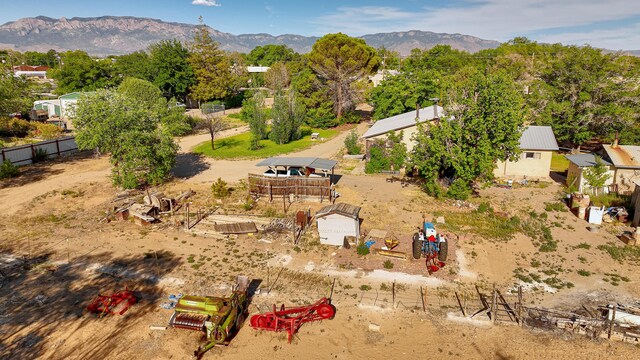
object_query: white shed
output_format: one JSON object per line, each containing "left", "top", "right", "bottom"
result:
{"left": 315, "top": 203, "right": 361, "bottom": 246}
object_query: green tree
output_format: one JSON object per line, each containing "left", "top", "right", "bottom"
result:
{"left": 188, "top": 18, "right": 232, "bottom": 102}
{"left": 196, "top": 113, "right": 229, "bottom": 150}
{"left": 72, "top": 90, "right": 177, "bottom": 188}
{"left": 246, "top": 44, "right": 299, "bottom": 67}
{"left": 243, "top": 91, "right": 268, "bottom": 149}
{"left": 290, "top": 65, "right": 335, "bottom": 127}
{"left": 308, "top": 33, "right": 379, "bottom": 118}
{"left": 344, "top": 129, "right": 361, "bottom": 155}
{"left": 114, "top": 51, "right": 152, "bottom": 80}
{"left": 148, "top": 39, "right": 195, "bottom": 101}
{"left": 265, "top": 62, "right": 290, "bottom": 92}
{"left": 369, "top": 70, "right": 440, "bottom": 120}
{"left": 410, "top": 72, "right": 524, "bottom": 199}
{"left": 583, "top": 156, "right": 611, "bottom": 195}
{"left": 117, "top": 77, "right": 164, "bottom": 111}
{"left": 269, "top": 92, "right": 305, "bottom": 144}
{"left": 0, "top": 63, "right": 32, "bottom": 114}
{"left": 50, "top": 50, "right": 115, "bottom": 94}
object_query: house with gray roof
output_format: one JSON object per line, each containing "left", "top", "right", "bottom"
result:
{"left": 361, "top": 105, "right": 443, "bottom": 153}
{"left": 494, "top": 126, "right": 559, "bottom": 179}
{"left": 565, "top": 154, "right": 615, "bottom": 193}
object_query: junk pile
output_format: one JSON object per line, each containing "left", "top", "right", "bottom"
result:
{"left": 104, "top": 189, "right": 194, "bottom": 226}
{"left": 570, "top": 193, "right": 629, "bottom": 225}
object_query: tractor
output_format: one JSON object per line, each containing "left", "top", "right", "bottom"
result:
{"left": 412, "top": 221, "right": 448, "bottom": 274}
{"left": 169, "top": 276, "right": 250, "bottom": 358}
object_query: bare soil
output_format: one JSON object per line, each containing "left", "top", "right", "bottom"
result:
{"left": 1, "top": 129, "right": 639, "bottom": 359}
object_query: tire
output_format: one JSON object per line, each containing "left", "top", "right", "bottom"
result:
{"left": 412, "top": 233, "right": 422, "bottom": 260}
{"left": 316, "top": 304, "right": 337, "bottom": 319}
{"left": 438, "top": 240, "right": 448, "bottom": 262}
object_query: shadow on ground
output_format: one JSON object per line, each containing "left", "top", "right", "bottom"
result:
{"left": 172, "top": 153, "right": 211, "bottom": 179}
{"left": 0, "top": 247, "right": 182, "bottom": 359}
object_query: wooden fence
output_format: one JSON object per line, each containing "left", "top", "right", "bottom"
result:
{"left": 248, "top": 174, "right": 333, "bottom": 203}
{"left": 1, "top": 136, "right": 78, "bottom": 166}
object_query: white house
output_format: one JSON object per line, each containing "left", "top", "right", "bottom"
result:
{"left": 247, "top": 66, "right": 270, "bottom": 73}
{"left": 362, "top": 105, "right": 444, "bottom": 153}
{"left": 494, "top": 126, "right": 559, "bottom": 179}
{"left": 565, "top": 154, "right": 615, "bottom": 193}
{"left": 315, "top": 203, "right": 361, "bottom": 246}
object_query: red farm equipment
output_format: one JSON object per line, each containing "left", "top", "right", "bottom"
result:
{"left": 249, "top": 297, "right": 336, "bottom": 342}
{"left": 86, "top": 289, "right": 138, "bottom": 317}
{"left": 412, "top": 221, "right": 448, "bottom": 274}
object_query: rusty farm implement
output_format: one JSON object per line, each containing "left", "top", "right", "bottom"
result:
{"left": 169, "top": 276, "right": 250, "bottom": 358}
{"left": 250, "top": 297, "right": 336, "bottom": 342}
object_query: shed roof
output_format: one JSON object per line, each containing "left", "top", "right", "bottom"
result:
{"left": 59, "top": 92, "right": 84, "bottom": 100}
{"left": 602, "top": 145, "right": 640, "bottom": 169}
{"left": 565, "top": 154, "right": 612, "bottom": 167}
{"left": 519, "top": 126, "right": 559, "bottom": 150}
{"left": 255, "top": 157, "right": 338, "bottom": 170}
{"left": 315, "top": 203, "right": 361, "bottom": 219}
{"left": 362, "top": 105, "right": 444, "bottom": 139}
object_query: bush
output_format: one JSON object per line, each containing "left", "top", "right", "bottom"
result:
{"left": 33, "top": 148, "right": 48, "bottom": 163}
{"left": 344, "top": 130, "right": 361, "bottom": 155}
{"left": 211, "top": 177, "right": 230, "bottom": 198}
{"left": 0, "top": 117, "right": 32, "bottom": 137}
{"left": 477, "top": 202, "right": 494, "bottom": 213}
{"left": 356, "top": 242, "right": 370, "bottom": 256}
{"left": 0, "top": 160, "right": 19, "bottom": 179}
{"left": 30, "top": 122, "right": 63, "bottom": 139}
{"left": 446, "top": 178, "right": 472, "bottom": 200}
{"left": 544, "top": 202, "right": 568, "bottom": 212}
{"left": 365, "top": 145, "right": 389, "bottom": 174}
{"left": 161, "top": 107, "right": 196, "bottom": 136}
{"left": 383, "top": 260, "right": 394, "bottom": 269}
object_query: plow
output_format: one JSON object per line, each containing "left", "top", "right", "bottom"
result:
{"left": 86, "top": 289, "right": 137, "bottom": 317}
{"left": 169, "top": 276, "right": 250, "bottom": 358}
{"left": 250, "top": 297, "right": 336, "bottom": 342}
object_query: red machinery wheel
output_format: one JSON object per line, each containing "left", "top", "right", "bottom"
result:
{"left": 316, "top": 304, "right": 336, "bottom": 320}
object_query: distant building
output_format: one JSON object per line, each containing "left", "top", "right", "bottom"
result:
{"left": 361, "top": 105, "right": 443, "bottom": 153}
{"left": 247, "top": 66, "right": 270, "bottom": 73}
{"left": 565, "top": 154, "right": 616, "bottom": 193}
{"left": 13, "top": 65, "right": 50, "bottom": 79}
{"left": 315, "top": 203, "right": 361, "bottom": 246}
{"left": 59, "top": 92, "right": 85, "bottom": 119}
{"left": 34, "top": 99, "right": 61, "bottom": 118}
{"left": 494, "top": 126, "right": 559, "bottom": 179}
{"left": 601, "top": 144, "right": 640, "bottom": 194}
{"left": 368, "top": 69, "right": 400, "bottom": 87}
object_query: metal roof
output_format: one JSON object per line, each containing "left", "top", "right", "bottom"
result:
{"left": 519, "top": 126, "right": 559, "bottom": 150}
{"left": 602, "top": 145, "right": 640, "bottom": 169}
{"left": 362, "top": 105, "right": 444, "bottom": 139}
{"left": 565, "top": 154, "right": 612, "bottom": 167}
{"left": 255, "top": 157, "right": 338, "bottom": 170}
{"left": 315, "top": 203, "right": 361, "bottom": 219}
{"left": 59, "top": 92, "right": 85, "bottom": 100}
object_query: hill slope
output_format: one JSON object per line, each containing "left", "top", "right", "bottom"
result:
{"left": 0, "top": 16, "right": 501, "bottom": 56}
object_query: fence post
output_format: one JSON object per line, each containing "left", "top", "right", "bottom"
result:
{"left": 1, "top": 149, "right": 4, "bottom": 162}
{"left": 30, "top": 144, "right": 35, "bottom": 162}
{"left": 392, "top": 281, "right": 396, "bottom": 308}
{"left": 491, "top": 284, "right": 497, "bottom": 323}
{"left": 55, "top": 139, "right": 60, "bottom": 156}
{"left": 608, "top": 305, "right": 617, "bottom": 339}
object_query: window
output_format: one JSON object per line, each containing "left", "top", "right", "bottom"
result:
{"left": 523, "top": 152, "right": 541, "bottom": 159}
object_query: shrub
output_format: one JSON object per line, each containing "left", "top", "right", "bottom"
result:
{"left": 30, "top": 122, "right": 63, "bottom": 139}
{"left": 344, "top": 130, "right": 361, "bottom": 155}
{"left": 359, "top": 284, "right": 372, "bottom": 291}
{"left": 356, "top": 242, "right": 370, "bottom": 256}
{"left": 33, "top": 148, "right": 48, "bottom": 163}
{"left": 383, "top": 260, "right": 394, "bottom": 269}
{"left": 211, "top": 177, "right": 230, "bottom": 198}
{"left": 365, "top": 145, "right": 389, "bottom": 173}
{"left": 0, "top": 117, "right": 32, "bottom": 137}
{"left": 0, "top": 160, "right": 19, "bottom": 179}
{"left": 477, "top": 202, "right": 493, "bottom": 213}
{"left": 446, "top": 178, "right": 472, "bottom": 200}
{"left": 577, "top": 269, "right": 591, "bottom": 277}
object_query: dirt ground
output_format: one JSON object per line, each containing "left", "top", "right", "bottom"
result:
{"left": 1, "top": 129, "right": 639, "bottom": 359}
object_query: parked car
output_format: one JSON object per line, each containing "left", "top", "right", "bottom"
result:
{"left": 262, "top": 167, "right": 322, "bottom": 178}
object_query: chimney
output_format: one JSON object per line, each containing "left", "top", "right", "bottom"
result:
{"left": 613, "top": 131, "right": 619, "bottom": 148}
{"left": 415, "top": 103, "right": 420, "bottom": 121}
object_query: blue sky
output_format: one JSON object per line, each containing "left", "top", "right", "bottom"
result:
{"left": 1, "top": 0, "right": 640, "bottom": 49}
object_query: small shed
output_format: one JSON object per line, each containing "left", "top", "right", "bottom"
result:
{"left": 565, "top": 154, "right": 615, "bottom": 193}
{"left": 315, "top": 203, "right": 361, "bottom": 246}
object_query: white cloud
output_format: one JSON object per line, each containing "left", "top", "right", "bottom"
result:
{"left": 312, "top": 1, "right": 640, "bottom": 49}
{"left": 192, "top": 0, "right": 221, "bottom": 7}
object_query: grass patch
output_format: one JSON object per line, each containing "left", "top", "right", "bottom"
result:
{"left": 590, "top": 193, "right": 630, "bottom": 208}
{"left": 577, "top": 269, "right": 591, "bottom": 276}
{"left": 193, "top": 126, "right": 339, "bottom": 159}
{"left": 597, "top": 243, "right": 640, "bottom": 264}
{"left": 575, "top": 243, "right": 591, "bottom": 250}
{"left": 551, "top": 152, "right": 570, "bottom": 172}
{"left": 439, "top": 210, "right": 521, "bottom": 242}
{"left": 544, "top": 202, "right": 568, "bottom": 212}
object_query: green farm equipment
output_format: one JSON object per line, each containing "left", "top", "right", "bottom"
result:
{"left": 169, "top": 276, "right": 250, "bottom": 358}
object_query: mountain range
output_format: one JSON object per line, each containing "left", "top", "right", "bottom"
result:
{"left": 0, "top": 16, "right": 501, "bottom": 56}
